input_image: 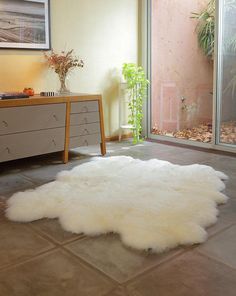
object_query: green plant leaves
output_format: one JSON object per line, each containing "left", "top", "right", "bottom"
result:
{"left": 191, "top": 0, "right": 236, "bottom": 98}
{"left": 191, "top": 0, "right": 215, "bottom": 58}
{"left": 122, "top": 63, "right": 149, "bottom": 144}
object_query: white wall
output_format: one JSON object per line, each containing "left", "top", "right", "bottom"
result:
{"left": 0, "top": 0, "right": 139, "bottom": 137}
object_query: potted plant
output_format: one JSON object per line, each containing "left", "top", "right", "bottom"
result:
{"left": 44, "top": 49, "right": 84, "bottom": 94}
{"left": 122, "top": 63, "right": 149, "bottom": 144}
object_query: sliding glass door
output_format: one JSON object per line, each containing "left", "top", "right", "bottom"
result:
{"left": 216, "top": 0, "right": 236, "bottom": 148}
{"left": 147, "top": 0, "right": 236, "bottom": 152}
{"left": 149, "top": 0, "right": 214, "bottom": 146}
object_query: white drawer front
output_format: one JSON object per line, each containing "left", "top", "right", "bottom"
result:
{"left": 0, "top": 128, "right": 65, "bottom": 162}
{"left": 70, "top": 134, "right": 101, "bottom": 149}
{"left": 0, "top": 104, "right": 66, "bottom": 135}
{"left": 71, "top": 101, "right": 99, "bottom": 114}
{"left": 70, "top": 112, "right": 100, "bottom": 126}
{"left": 70, "top": 123, "right": 100, "bottom": 137}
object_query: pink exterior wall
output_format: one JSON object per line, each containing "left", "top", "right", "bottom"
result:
{"left": 151, "top": 0, "right": 213, "bottom": 132}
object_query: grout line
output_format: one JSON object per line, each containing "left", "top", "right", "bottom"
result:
{"left": 60, "top": 235, "right": 86, "bottom": 246}
{"left": 102, "top": 286, "right": 126, "bottom": 296}
{"left": 61, "top": 245, "right": 118, "bottom": 285}
{"left": 0, "top": 246, "right": 58, "bottom": 273}
{"left": 62, "top": 236, "right": 191, "bottom": 285}
{"left": 15, "top": 173, "right": 40, "bottom": 186}
{"left": 0, "top": 221, "right": 57, "bottom": 272}
{"left": 207, "top": 222, "right": 235, "bottom": 239}
{"left": 0, "top": 178, "right": 37, "bottom": 198}
{"left": 61, "top": 234, "right": 87, "bottom": 246}
{"left": 123, "top": 237, "right": 236, "bottom": 287}
{"left": 27, "top": 222, "right": 85, "bottom": 247}
{"left": 19, "top": 173, "right": 55, "bottom": 186}
{"left": 121, "top": 248, "right": 188, "bottom": 286}
{"left": 27, "top": 223, "right": 62, "bottom": 247}
{"left": 195, "top": 251, "right": 236, "bottom": 272}
{"left": 29, "top": 222, "right": 193, "bottom": 286}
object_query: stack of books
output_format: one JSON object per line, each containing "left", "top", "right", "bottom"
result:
{"left": 0, "top": 92, "right": 29, "bottom": 100}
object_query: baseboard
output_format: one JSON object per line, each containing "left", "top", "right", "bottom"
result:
{"left": 105, "top": 133, "right": 133, "bottom": 142}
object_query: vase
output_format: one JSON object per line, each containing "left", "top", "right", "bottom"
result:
{"left": 58, "top": 73, "right": 70, "bottom": 94}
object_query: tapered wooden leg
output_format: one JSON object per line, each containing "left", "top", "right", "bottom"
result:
{"left": 98, "top": 96, "right": 106, "bottom": 156}
{"left": 63, "top": 150, "right": 69, "bottom": 163}
{"left": 63, "top": 101, "right": 71, "bottom": 163}
{"left": 119, "top": 127, "right": 122, "bottom": 142}
{"left": 100, "top": 142, "right": 106, "bottom": 156}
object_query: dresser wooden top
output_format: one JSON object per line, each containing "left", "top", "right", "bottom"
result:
{"left": 0, "top": 93, "right": 102, "bottom": 108}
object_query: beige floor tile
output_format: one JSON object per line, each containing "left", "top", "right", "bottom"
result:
{"left": 20, "top": 156, "right": 91, "bottom": 184}
{"left": 197, "top": 225, "right": 236, "bottom": 269}
{"left": 105, "top": 286, "right": 131, "bottom": 296}
{"left": 65, "top": 234, "right": 182, "bottom": 283}
{"left": 21, "top": 164, "right": 71, "bottom": 184}
{"left": 207, "top": 197, "right": 236, "bottom": 236}
{"left": 207, "top": 216, "right": 234, "bottom": 237}
{"left": 206, "top": 199, "right": 235, "bottom": 236}
{"left": 201, "top": 156, "right": 236, "bottom": 177}
{"left": 30, "top": 218, "right": 84, "bottom": 244}
{"left": 0, "top": 221, "right": 54, "bottom": 269}
{"left": 219, "top": 198, "right": 236, "bottom": 221}
{"left": 127, "top": 252, "right": 236, "bottom": 296}
{"left": 0, "top": 249, "right": 115, "bottom": 296}
{"left": 0, "top": 174, "right": 35, "bottom": 196}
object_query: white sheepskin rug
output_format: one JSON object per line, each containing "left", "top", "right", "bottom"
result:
{"left": 6, "top": 156, "right": 228, "bottom": 253}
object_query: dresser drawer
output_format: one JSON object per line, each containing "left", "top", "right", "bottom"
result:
{"left": 0, "top": 128, "right": 65, "bottom": 162}
{"left": 70, "top": 123, "right": 100, "bottom": 137}
{"left": 70, "top": 134, "right": 101, "bottom": 149}
{"left": 70, "top": 112, "right": 100, "bottom": 125}
{"left": 0, "top": 104, "right": 66, "bottom": 135}
{"left": 71, "top": 101, "right": 99, "bottom": 114}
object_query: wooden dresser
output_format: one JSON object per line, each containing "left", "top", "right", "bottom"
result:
{"left": 0, "top": 93, "right": 106, "bottom": 163}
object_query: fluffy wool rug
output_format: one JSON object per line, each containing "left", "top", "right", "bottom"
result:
{"left": 6, "top": 156, "right": 228, "bottom": 253}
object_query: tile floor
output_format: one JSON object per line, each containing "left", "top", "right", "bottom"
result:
{"left": 0, "top": 140, "right": 236, "bottom": 296}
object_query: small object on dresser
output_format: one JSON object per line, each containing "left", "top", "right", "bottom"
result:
{"left": 40, "top": 91, "right": 58, "bottom": 97}
{"left": 0, "top": 92, "right": 29, "bottom": 100}
{"left": 23, "top": 87, "right": 35, "bottom": 96}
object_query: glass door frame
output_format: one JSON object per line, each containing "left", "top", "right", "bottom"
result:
{"left": 143, "top": 0, "right": 236, "bottom": 153}
{"left": 215, "top": 0, "right": 236, "bottom": 151}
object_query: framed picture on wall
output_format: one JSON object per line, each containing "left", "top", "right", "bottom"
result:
{"left": 0, "top": 0, "right": 50, "bottom": 50}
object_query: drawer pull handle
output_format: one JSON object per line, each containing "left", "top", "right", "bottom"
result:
{"left": 6, "top": 147, "right": 10, "bottom": 154}
{"left": 83, "top": 129, "right": 89, "bottom": 135}
{"left": 84, "top": 140, "right": 89, "bottom": 146}
{"left": 53, "top": 114, "right": 58, "bottom": 121}
{"left": 52, "top": 139, "right": 56, "bottom": 146}
{"left": 2, "top": 120, "right": 8, "bottom": 127}
{"left": 82, "top": 106, "right": 88, "bottom": 112}
{"left": 83, "top": 117, "right": 88, "bottom": 124}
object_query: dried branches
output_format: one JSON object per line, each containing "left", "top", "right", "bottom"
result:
{"left": 44, "top": 49, "right": 84, "bottom": 78}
